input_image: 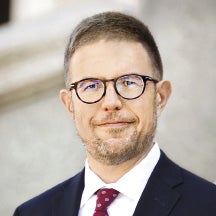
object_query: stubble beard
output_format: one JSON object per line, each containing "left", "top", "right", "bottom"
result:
{"left": 75, "top": 108, "right": 157, "bottom": 166}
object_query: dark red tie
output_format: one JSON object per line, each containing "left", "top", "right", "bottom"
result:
{"left": 93, "top": 188, "right": 119, "bottom": 216}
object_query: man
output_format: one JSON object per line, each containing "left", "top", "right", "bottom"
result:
{"left": 14, "top": 11, "right": 216, "bottom": 216}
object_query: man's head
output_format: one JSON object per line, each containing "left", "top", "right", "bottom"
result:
{"left": 60, "top": 12, "right": 171, "bottom": 167}
{"left": 64, "top": 11, "right": 163, "bottom": 88}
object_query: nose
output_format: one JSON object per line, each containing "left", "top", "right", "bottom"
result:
{"left": 101, "top": 82, "right": 123, "bottom": 111}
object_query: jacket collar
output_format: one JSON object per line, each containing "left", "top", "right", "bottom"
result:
{"left": 52, "top": 169, "right": 85, "bottom": 216}
{"left": 133, "top": 151, "right": 183, "bottom": 216}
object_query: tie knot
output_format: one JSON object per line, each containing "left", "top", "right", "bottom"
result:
{"left": 93, "top": 188, "right": 119, "bottom": 216}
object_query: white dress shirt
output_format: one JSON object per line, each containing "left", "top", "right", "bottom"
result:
{"left": 78, "top": 142, "right": 160, "bottom": 216}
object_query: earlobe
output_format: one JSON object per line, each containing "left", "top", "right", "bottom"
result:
{"left": 156, "top": 80, "right": 172, "bottom": 117}
{"left": 60, "top": 89, "right": 74, "bottom": 119}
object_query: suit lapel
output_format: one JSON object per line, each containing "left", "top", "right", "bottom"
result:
{"left": 50, "top": 152, "right": 183, "bottom": 216}
{"left": 52, "top": 169, "right": 85, "bottom": 216}
{"left": 133, "top": 152, "right": 183, "bottom": 216}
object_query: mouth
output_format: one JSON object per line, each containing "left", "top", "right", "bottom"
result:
{"left": 97, "top": 120, "right": 135, "bottom": 128}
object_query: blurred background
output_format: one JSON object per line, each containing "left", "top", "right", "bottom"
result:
{"left": 0, "top": 0, "right": 215, "bottom": 215}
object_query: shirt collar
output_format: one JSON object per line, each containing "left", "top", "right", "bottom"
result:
{"left": 80, "top": 142, "right": 160, "bottom": 207}
{"left": 80, "top": 161, "right": 106, "bottom": 207}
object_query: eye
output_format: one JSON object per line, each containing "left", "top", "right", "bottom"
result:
{"left": 121, "top": 78, "right": 140, "bottom": 88}
{"left": 123, "top": 80, "right": 137, "bottom": 86}
{"left": 84, "top": 83, "right": 97, "bottom": 90}
{"left": 78, "top": 80, "right": 102, "bottom": 92}
{"left": 117, "top": 75, "right": 144, "bottom": 90}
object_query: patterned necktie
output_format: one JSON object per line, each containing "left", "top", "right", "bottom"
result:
{"left": 93, "top": 188, "right": 119, "bottom": 216}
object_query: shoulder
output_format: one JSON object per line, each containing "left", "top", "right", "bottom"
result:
{"left": 13, "top": 169, "right": 85, "bottom": 216}
{"left": 159, "top": 151, "right": 216, "bottom": 191}
{"left": 158, "top": 151, "right": 215, "bottom": 183}
{"left": 156, "top": 151, "right": 216, "bottom": 214}
{"left": 174, "top": 165, "right": 216, "bottom": 214}
{"left": 177, "top": 164, "right": 216, "bottom": 197}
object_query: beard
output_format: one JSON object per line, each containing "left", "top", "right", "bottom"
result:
{"left": 86, "top": 123, "right": 156, "bottom": 165}
{"left": 75, "top": 104, "right": 157, "bottom": 166}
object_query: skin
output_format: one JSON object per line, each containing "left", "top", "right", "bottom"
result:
{"left": 60, "top": 40, "right": 172, "bottom": 183}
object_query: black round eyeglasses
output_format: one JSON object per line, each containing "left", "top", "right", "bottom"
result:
{"left": 69, "top": 73, "right": 158, "bottom": 104}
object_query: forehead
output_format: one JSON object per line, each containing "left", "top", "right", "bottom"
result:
{"left": 69, "top": 40, "right": 153, "bottom": 81}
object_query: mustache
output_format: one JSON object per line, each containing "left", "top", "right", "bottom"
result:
{"left": 92, "top": 113, "right": 136, "bottom": 125}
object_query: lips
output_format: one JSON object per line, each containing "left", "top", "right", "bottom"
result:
{"left": 96, "top": 119, "right": 135, "bottom": 127}
{"left": 98, "top": 121, "right": 129, "bottom": 125}
{"left": 92, "top": 114, "right": 136, "bottom": 128}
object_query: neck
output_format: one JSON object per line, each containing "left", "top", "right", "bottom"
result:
{"left": 87, "top": 145, "right": 154, "bottom": 183}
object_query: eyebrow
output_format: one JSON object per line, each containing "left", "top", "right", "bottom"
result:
{"left": 72, "top": 73, "right": 145, "bottom": 83}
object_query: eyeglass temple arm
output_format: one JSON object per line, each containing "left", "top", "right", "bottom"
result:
{"left": 145, "top": 76, "right": 159, "bottom": 83}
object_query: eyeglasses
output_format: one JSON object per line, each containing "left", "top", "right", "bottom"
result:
{"left": 69, "top": 73, "right": 158, "bottom": 104}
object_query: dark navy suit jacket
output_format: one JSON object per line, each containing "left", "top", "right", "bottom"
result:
{"left": 13, "top": 152, "right": 216, "bottom": 216}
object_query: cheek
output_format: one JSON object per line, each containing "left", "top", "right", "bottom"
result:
{"left": 132, "top": 99, "right": 156, "bottom": 132}
{"left": 73, "top": 103, "right": 95, "bottom": 136}
{"left": 74, "top": 109, "right": 88, "bottom": 129}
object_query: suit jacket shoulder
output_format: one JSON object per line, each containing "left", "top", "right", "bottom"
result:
{"left": 13, "top": 169, "right": 85, "bottom": 216}
{"left": 133, "top": 151, "right": 216, "bottom": 216}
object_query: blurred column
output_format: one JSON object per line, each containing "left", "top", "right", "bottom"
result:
{"left": 0, "top": 0, "right": 11, "bottom": 25}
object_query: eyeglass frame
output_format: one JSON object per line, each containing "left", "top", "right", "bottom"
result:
{"left": 69, "top": 73, "right": 159, "bottom": 104}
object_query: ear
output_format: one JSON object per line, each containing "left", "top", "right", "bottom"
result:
{"left": 60, "top": 89, "right": 74, "bottom": 119}
{"left": 155, "top": 80, "right": 172, "bottom": 117}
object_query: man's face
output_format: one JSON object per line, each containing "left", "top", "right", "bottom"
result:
{"left": 61, "top": 40, "right": 169, "bottom": 166}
